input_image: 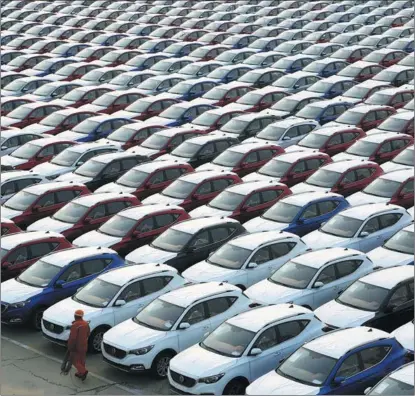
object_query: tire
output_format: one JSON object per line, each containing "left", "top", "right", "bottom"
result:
{"left": 151, "top": 351, "right": 175, "bottom": 379}
{"left": 223, "top": 379, "right": 248, "bottom": 395}
{"left": 88, "top": 327, "right": 109, "bottom": 353}
{"left": 32, "top": 307, "right": 46, "bottom": 331}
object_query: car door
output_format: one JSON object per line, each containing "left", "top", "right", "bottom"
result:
{"left": 93, "top": 160, "right": 122, "bottom": 189}
{"left": 112, "top": 280, "right": 146, "bottom": 325}
{"left": 395, "top": 178, "right": 414, "bottom": 208}
{"left": 30, "top": 191, "right": 60, "bottom": 223}
{"left": 53, "top": 261, "right": 85, "bottom": 300}
{"left": 2, "top": 245, "right": 31, "bottom": 278}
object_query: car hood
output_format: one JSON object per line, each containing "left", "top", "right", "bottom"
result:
{"left": 125, "top": 244, "right": 178, "bottom": 265}
{"left": 188, "top": 205, "right": 233, "bottom": 219}
{"left": 347, "top": 192, "right": 389, "bottom": 206}
{"left": 104, "top": 317, "right": 167, "bottom": 349}
{"left": 245, "top": 279, "right": 303, "bottom": 305}
{"left": 1, "top": 206, "right": 23, "bottom": 220}
{"left": 290, "top": 183, "right": 330, "bottom": 194}
{"left": 145, "top": 116, "right": 172, "bottom": 126}
{"left": 95, "top": 182, "right": 136, "bottom": 194}
{"left": 96, "top": 138, "right": 123, "bottom": 147}
{"left": 332, "top": 152, "right": 368, "bottom": 162}
{"left": 392, "top": 322, "right": 414, "bottom": 352}
{"left": 33, "top": 162, "right": 72, "bottom": 177}
{"left": 225, "top": 103, "right": 251, "bottom": 112}
{"left": 367, "top": 246, "right": 413, "bottom": 268}
{"left": 142, "top": 193, "right": 184, "bottom": 206}
{"left": 56, "top": 130, "right": 88, "bottom": 141}
{"left": 1, "top": 278, "right": 43, "bottom": 304}
{"left": 27, "top": 216, "right": 72, "bottom": 233}
{"left": 302, "top": 231, "right": 348, "bottom": 250}
{"left": 73, "top": 230, "right": 122, "bottom": 248}
{"left": 242, "top": 173, "right": 278, "bottom": 182}
{"left": 183, "top": 260, "right": 237, "bottom": 283}
{"left": 2, "top": 155, "right": 27, "bottom": 168}
{"left": 244, "top": 216, "right": 287, "bottom": 233}
{"left": 129, "top": 146, "right": 160, "bottom": 157}
{"left": 21, "top": 123, "right": 53, "bottom": 134}
{"left": 314, "top": 300, "right": 376, "bottom": 328}
{"left": 157, "top": 153, "right": 191, "bottom": 163}
{"left": 246, "top": 371, "right": 320, "bottom": 395}
{"left": 56, "top": 172, "right": 92, "bottom": 184}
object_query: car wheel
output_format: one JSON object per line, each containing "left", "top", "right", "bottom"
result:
{"left": 224, "top": 379, "right": 248, "bottom": 395}
{"left": 88, "top": 327, "right": 109, "bottom": 353}
{"left": 32, "top": 307, "right": 46, "bottom": 331}
{"left": 151, "top": 351, "right": 175, "bottom": 379}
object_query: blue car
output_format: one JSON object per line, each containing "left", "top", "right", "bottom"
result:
{"left": 244, "top": 191, "right": 350, "bottom": 237}
{"left": 56, "top": 115, "right": 133, "bottom": 142}
{"left": 167, "top": 78, "right": 218, "bottom": 100}
{"left": 23, "top": 57, "right": 76, "bottom": 77}
{"left": 307, "top": 76, "right": 356, "bottom": 99}
{"left": 296, "top": 98, "right": 355, "bottom": 125}
{"left": 303, "top": 58, "right": 350, "bottom": 78}
{"left": 207, "top": 64, "right": 253, "bottom": 84}
{"left": 272, "top": 54, "right": 315, "bottom": 74}
{"left": 50, "top": 43, "right": 90, "bottom": 58}
{"left": 0, "top": 247, "right": 124, "bottom": 329}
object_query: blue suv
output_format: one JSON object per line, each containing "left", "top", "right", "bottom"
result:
{"left": 296, "top": 99, "right": 355, "bottom": 125}
{"left": 244, "top": 191, "right": 350, "bottom": 237}
{"left": 1, "top": 247, "right": 124, "bottom": 329}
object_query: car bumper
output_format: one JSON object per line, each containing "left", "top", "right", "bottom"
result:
{"left": 41, "top": 323, "right": 70, "bottom": 346}
{"left": 102, "top": 346, "right": 154, "bottom": 372}
{"left": 1, "top": 304, "right": 32, "bottom": 325}
{"left": 168, "top": 371, "right": 223, "bottom": 395}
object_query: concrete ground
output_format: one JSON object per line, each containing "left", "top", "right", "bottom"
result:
{"left": 1, "top": 326, "right": 170, "bottom": 395}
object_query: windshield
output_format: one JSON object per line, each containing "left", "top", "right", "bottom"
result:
{"left": 82, "top": 70, "right": 105, "bottom": 82}
{"left": 159, "top": 105, "right": 186, "bottom": 120}
{"left": 296, "top": 105, "right": 322, "bottom": 119}
{"left": 179, "top": 64, "right": 202, "bottom": 75}
{"left": 138, "top": 79, "right": 160, "bottom": 91}
{"left": 93, "top": 93, "right": 116, "bottom": 107}
{"left": 169, "top": 82, "right": 193, "bottom": 95}
{"left": 162, "top": 179, "right": 196, "bottom": 199}
{"left": 392, "top": 148, "right": 413, "bottom": 166}
{"left": 192, "top": 112, "right": 220, "bottom": 127}
{"left": 17, "top": 260, "right": 61, "bottom": 288}
{"left": 346, "top": 140, "right": 378, "bottom": 156}
{"left": 212, "top": 150, "right": 244, "bottom": 167}
{"left": 201, "top": 322, "right": 255, "bottom": 357}
{"left": 320, "top": 215, "right": 363, "bottom": 238}
{"left": 298, "top": 132, "right": 328, "bottom": 148}
{"left": 190, "top": 47, "right": 210, "bottom": 57}
{"left": 133, "top": 298, "right": 184, "bottom": 331}
{"left": 76, "top": 47, "right": 98, "bottom": 59}
{"left": 378, "top": 116, "right": 411, "bottom": 132}
{"left": 3, "top": 191, "right": 38, "bottom": 211}
{"left": 209, "top": 191, "right": 245, "bottom": 211}
{"left": 363, "top": 178, "right": 401, "bottom": 198}
{"left": 259, "top": 158, "right": 292, "bottom": 178}
{"left": 117, "top": 169, "right": 149, "bottom": 187}
{"left": 56, "top": 64, "right": 78, "bottom": 77}
{"left": 343, "top": 85, "right": 372, "bottom": 99}
{"left": 277, "top": 347, "right": 337, "bottom": 387}
{"left": 339, "top": 66, "right": 362, "bottom": 78}
{"left": 273, "top": 76, "right": 296, "bottom": 88}
{"left": 75, "top": 159, "right": 105, "bottom": 177}
{"left": 33, "top": 59, "right": 56, "bottom": 71}
{"left": 337, "top": 280, "right": 389, "bottom": 311}
{"left": 202, "top": 87, "right": 227, "bottom": 100}
{"left": 32, "top": 85, "right": 56, "bottom": 97}
{"left": 52, "top": 202, "right": 89, "bottom": 224}
{"left": 40, "top": 113, "right": 66, "bottom": 127}
{"left": 303, "top": 62, "right": 325, "bottom": 73}
{"left": 142, "top": 133, "right": 170, "bottom": 149}
{"left": 51, "top": 149, "right": 81, "bottom": 167}
{"left": 3, "top": 79, "right": 28, "bottom": 92}
{"left": 369, "top": 377, "right": 414, "bottom": 395}
{"left": 216, "top": 52, "right": 238, "bottom": 62}
{"left": 107, "top": 126, "right": 138, "bottom": 142}
{"left": 151, "top": 228, "right": 192, "bottom": 252}
{"left": 236, "top": 92, "right": 261, "bottom": 105}
{"left": 273, "top": 58, "right": 295, "bottom": 69}
{"left": 72, "top": 119, "right": 100, "bottom": 134}
{"left": 110, "top": 73, "right": 133, "bottom": 86}
{"left": 256, "top": 124, "right": 286, "bottom": 141}
{"left": 10, "top": 142, "right": 41, "bottom": 160}
{"left": 7, "top": 106, "right": 33, "bottom": 120}
{"left": 208, "top": 243, "right": 252, "bottom": 269}
{"left": 308, "top": 81, "right": 332, "bottom": 94}
{"left": 74, "top": 279, "right": 121, "bottom": 308}
{"left": 306, "top": 169, "right": 340, "bottom": 188}
{"left": 61, "top": 89, "right": 84, "bottom": 101}
{"left": 336, "top": 110, "right": 365, "bottom": 125}
{"left": 208, "top": 68, "right": 228, "bottom": 79}
{"left": 272, "top": 97, "right": 300, "bottom": 112}
{"left": 365, "top": 92, "right": 391, "bottom": 106}
{"left": 262, "top": 201, "right": 301, "bottom": 223}
{"left": 331, "top": 48, "right": 353, "bottom": 59}
{"left": 171, "top": 142, "right": 200, "bottom": 158}
{"left": 99, "top": 215, "right": 137, "bottom": 237}
{"left": 269, "top": 261, "right": 317, "bottom": 289}
{"left": 384, "top": 229, "right": 413, "bottom": 255}
{"left": 8, "top": 56, "right": 29, "bottom": 67}
{"left": 220, "top": 119, "right": 248, "bottom": 134}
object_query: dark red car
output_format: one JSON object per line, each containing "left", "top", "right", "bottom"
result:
{"left": 365, "top": 85, "right": 414, "bottom": 109}
{"left": 330, "top": 45, "right": 373, "bottom": 63}
{"left": 338, "top": 61, "right": 385, "bottom": 82}
{"left": 0, "top": 97, "right": 33, "bottom": 116}
{"left": 1, "top": 231, "right": 73, "bottom": 280}
{"left": 1, "top": 181, "right": 91, "bottom": 228}
{"left": 184, "top": 107, "right": 245, "bottom": 133}
{"left": 50, "top": 86, "right": 112, "bottom": 108}
{"left": 1, "top": 218, "right": 21, "bottom": 236}
{"left": 339, "top": 80, "right": 392, "bottom": 104}
{"left": 230, "top": 86, "right": 290, "bottom": 112}
{"left": 371, "top": 111, "right": 414, "bottom": 136}
{"left": 363, "top": 49, "right": 408, "bottom": 67}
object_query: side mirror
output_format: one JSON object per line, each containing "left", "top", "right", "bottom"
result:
{"left": 55, "top": 280, "right": 65, "bottom": 288}
{"left": 1, "top": 146, "right": 7, "bottom": 151}
{"left": 247, "top": 262, "right": 258, "bottom": 269}
{"left": 333, "top": 376, "right": 345, "bottom": 386}
{"left": 282, "top": 136, "right": 291, "bottom": 141}
{"left": 360, "top": 231, "right": 370, "bottom": 238}
{"left": 2, "top": 262, "right": 11, "bottom": 268}
{"left": 132, "top": 230, "right": 140, "bottom": 237}
{"left": 179, "top": 322, "right": 190, "bottom": 330}
{"left": 114, "top": 299, "right": 126, "bottom": 307}
{"left": 32, "top": 206, "right": 40, "bottom": 213}
{"left": 84, "top": 217, "right": 92, "bottom": 224}
{"left": 297, "top": 218, "right": 304, "bottom": 224}
{"left": 313, "top": 281, "right": 324, "bottom": 289}
{"left": 320, "top": 222, "right": 326, "bottom": 227}
{"left": 250, "top": 348, "right": 262, "bottom": 356}
{"left": 384, "top": 304, "right": 397, "bottom": 313}
{"left": 76, "top": 160, "right": 84, "bottom": 167}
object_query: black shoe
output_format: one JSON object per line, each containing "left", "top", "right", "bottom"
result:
{"left": 80, "top": 371, "right": 88, "bottom": 381}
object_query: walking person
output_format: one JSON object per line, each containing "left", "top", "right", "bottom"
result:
{"left": 68, "top": 309, "right": 90, "bottom": 381}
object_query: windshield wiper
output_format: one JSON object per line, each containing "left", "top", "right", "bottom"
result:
{"left": 16, "top": 277, "right": 40, "bottom": 288}
{"left": 276, "top": 369, "right": 318, "bottom": 387}
{"left": 72, "top": 295, "right": 102, "bottom": 308}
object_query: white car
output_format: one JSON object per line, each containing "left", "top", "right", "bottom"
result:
{"left": 168, "top": 304, "right": 325, "bottom": 395}
{"left": 0, "top": 170, "right": 47, "bottom": 204}
{"left": 183, "top": 231, "right": 309, "bottom": 289}
{"left": 367, "top": 223, "right": 414, "bottom": 268}
{"left": 366, "top": 362, "right": 414, "bottom": 395}
{"left": 303, "top": 203, "right": 413, "bottom": 252}
{"left": 381, "top": 145, "right": 413, "bottom": 173}
{"left": 392, "top": 321, "right": 414, "bottom": 354}
{"left": 315, "top": 266, "right": 414, "bottom": 331}
{"left": 101, "top": 282, "right": 252, "bottom": 378}
{"left": 41, "top": 263, "right": 187, "bottom": 353}
{"left": 244, "top": 118, "right": 320, "bottom": 148}
{"left": 246, "top": 327, "right": 392, "bottom": 395}
{"left": 0, "top": 129, "right": 44, "bottom": 157}
{"left": 244, "top": 248, "right": 373, "bottom": 310}
{"left": 32, "top": 142, "right": 122, "bottom": 180}
{"left": 347, "top": 168, "right": 413, "bottom": 206}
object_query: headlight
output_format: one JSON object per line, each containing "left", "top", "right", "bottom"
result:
{"left": 10, "top": 300, "right": 31, "bottom": 309}
{"left": 198, "top": 373, "right": 225, "bottom": 384}
{"left": 129, "top": 345, "right": 154, "bottom": 355}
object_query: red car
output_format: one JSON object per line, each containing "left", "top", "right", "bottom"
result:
{"left": 3, "top": 54, "right": 51, "bottom": 72}
{"left": 1, "top": 181, "right": 91, "bottom": 228}
{"left": 198, "top": 142, "right": 284, "bottom": 176}
{"left": 1, "top": 218, "right": 21, "bottom": 236}
{"left": 1, "top": 231, "right": 73, "bottom": 280}
{"left": 370, "top": 111, "right": 414, "bottom": 136}
{"left": 142, "top": 170, "right": 242, "bottom": 211}
{"left": 330, "top": 45, "right": 373, "bottom": 63}
{"left": 0, "top": 97, "right": 33, "bottom": 116}
{"left": 73, "top": 204, "right": 190, "bottom": 256}
{"left": 27, "top": 192, "right": 141, "bottom": 241}
{"left": 193, "top": 81, "right": 253, "bottom": 106}
{"left": 365, "top": 85, "right": 414, "bottom": 109}
{"left": 339, "top": 80, "right": 392, "bottom": 104}
{"left": 113, "top": 95, "right": 181, "bottom": 121}
{"left": 50, "top": 86, "right": 112, "bottom": 108}
{"left": 96, "top": 160, "right": 194, "bottom": 199}
{"left": 244, "top": 150, "right": 332, "bottom": 186}
{"left": 189, "top": 180, "right": 292, "bottom": 223}
{"left": 184, "top": 107, "right": 245, "bottom": 132}
{"left": 338, "top": 61, "right": 385, "bottom": 82}
{"left": 1, "top": 138, "right": 76, "bottom": 171}
{"left": 1, "top": 102, "right": 65, "bottom": 129}
{"left": 230, "top": 86, "right": 290, "bottom": 112}
{"left": 363, "top": 48, "right": 408, "bottom": 67}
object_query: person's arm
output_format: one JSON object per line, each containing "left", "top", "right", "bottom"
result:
{"left": 67, "top": 325, "right": 77, "bottom": 352}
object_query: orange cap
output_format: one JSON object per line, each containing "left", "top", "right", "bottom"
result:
{"left": 75, "top": 309, "right": 84, "bottom": 317}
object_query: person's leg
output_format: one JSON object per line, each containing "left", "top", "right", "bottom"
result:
{"left": 70, "top": 352, "right": 87, "bottom": 376}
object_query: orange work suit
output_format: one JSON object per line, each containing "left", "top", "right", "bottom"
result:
{"left": 67, "top": 318, "right": 90, "bottom": 376}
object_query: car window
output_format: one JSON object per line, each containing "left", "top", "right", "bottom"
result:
{"left": 17, "top": 178, "right": 41, "bottom": 191}
{"left": 335, "top": 260, "right": 362, "bottom": 279}
{"left": 106, "top": 201, "right": 129, "bottom": 216}
{"left": 341, "top": 132, "right": 358, "bottom": 143}
{"left": 39, "top": 145, "right": 54, "bottom": 157}
{"left": 261, "top": 189, "right": 280, "bottom": 203}
{"left": 343, "top": 170, "right": 357, "bottom": 183}
{"left": 164, "top": 167, "right": 184, "bottom": 181}
{"left": 212, "top": 178, "right": 233, "bottom": 192}
{"left": 189, "top": 230, "right": 211, "bottom": 248}
{"left": 210, "top": 227, "right": 230, "bottom": 244}
{"left": 182, "top": 302, "right": 207, "bottom": 325}
{"left": 29, "top": 242, "right": 54, "bottom": 259}
{"left": 82, "top": 259, "right": 109, "bottom": 276}
{"left": 215, "top": 140, "right": 232, "bottom": 152}
{"left": 88, "top": 204, "right": 107, "bottom": 219}
{"left": 401, "top": 180, "right": 413, "bottom": 195}
{"left": 59, "top": 263, "right": 82, "bottom": 282}
{"left": 337, "top": 353, "right": 361, "bottom": 378}
{"left": 119, "top": 281, "right": 142, "bottom": 302}
{"left": 154, "top": 213, "right": 179, "bottom": 228}
{"left": 206, "top": 297, "right": 231, "bottom": 318}
{"left": 378, "top": 213, "right": 402, "bottom": 229}
{"left": 36, "top": 192, "right": 56, "bottom": 208}
{"left": 391, "top": 139, "right": 407, "bottom": 151}
{"left": 360, "top": 346, "right": 391, "bottom": 370}
{"left": 388, "top": 284, "right": 411, "bottom": 307}
{"left": 254, "top": 326, "right": 278, "bottom": 351}
{"left": 102, "top": 161, "right": 122, "bottom": 175}
{"left": 245, "top": 192, "right": 262, "bottom": 208}
{"left": 317, "top": 200, "right": 339, "bottom": 215}
{"left": 136, "top": 217, "right": 155, "bottom": 233}
{"left": 301, "top": 203, "right": 319, "bottom": 219}
{"left": 1, "top": 182, "right": 17, "bottom": 196}
{"left": 141, "top": 276, "right": 169, "bottom": 296}
{"left": 269, "top": 242, "right": 295, "bottom": 258}
{"left": 277, "top": 320, "right": 304, "bottom": 343}
{"left": 251, "top": 246, "right": 272, "bottom": 265}
{"left": 291, "top": 160, "right": 307, "bottom": 174}
{"left": 55, "top": 190, "right": 76, "bottom": 204}
{"left": 316, "top": 264, "right": 336, "bottom": 285}
{"left": 196, "top": 181, "right": 213, "bottom": 195}
{"left": 361, "top": 216, "right": 381, "bottom": 235}
{"left": 199, "top": 142, "right": 215, "bottom": 156}
{"left": 6, "top": 246, "right": 29, "bottom": 265}
{"left": 379, "top": 141, "right": 392, "bottom": 153}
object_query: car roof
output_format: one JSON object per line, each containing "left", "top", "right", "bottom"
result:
{"left": 132, "top": 159, "right": 189, "bottom": 172}
{"left": 67, "top": 141, "right": 119, "bottom": 154}
{"left": 227, "top": 303, "right": 312, "bottom": 333}
{"left": 361, "top": 132, "right": 408, "bottom": 143}
{"left": 293, "top": 247, "right": 364, "bottom": 268}
{"left": 227, "top": 141, "right": 277, "bottom": 153}
{"left": 230, "top": 230, "right": 299, "bottom": 250}
{"left": 313, "top": 125, "right": 360, "bottom": 136}
{"left": 372, "top": 86, "right": 414, "bottom": 96}
{"left": 43, "top": 246, "right": 116, "bottom": 267}
{"left": 99, "top": 263, "right": 178, "bottom": 286}
{"left": 339, "top": 202, "right": 406, "bottom": 220}
{"left": 281, "top": 191, "right": 344, "bottom": 206}
{"left": 381, "top": 168, "right": 413, "bottom": 182}
{"left": 322, "top": 159, "right": 378, "bottom": 172}
{"left": 272, "top": 150, "right": 323, "bottom": 163}
{"left": 71, "top": 192, "right": 135, "bottom": 206}
{"left": 92, "top": 151, "right": 141, "bottom": 163}
{"left": 305, "top": 327, "right": 392, "bottom": 359}
{"left": 389, "top": 362, "right": 414, "bottom": 386}
{"left": 172, "top": 216, "right": 240, "bottom": 234}
{"left": 178, "top": 169, "right": 237, "bottom": 183}
{"left": 184, "top": 134, "right": 233, "bottom": 145}
{"left": 388, "top": 110, "right": 413, "bottom": 120}
{"left": 85, "top": 114, "right": 129, "bottom": 123}
{"left": 2, "top": 231, "right": 63, "bottom": 250}
{"left": 1, "top": 170, "right": 42, "bottom": 183}
{"left": 160, "top": 281, "right": 241, "bottom": 307}
{"left": 156, "top": 127, "right": 195, "bottom": 137}
{"left": 1, "top": 129, "right": 43, "bottom": 139}
{"left": 226, "top": 180, "right": 286, "bottom": 195}
{"left": 118, "top": 203, "right": 183, "bottom": 221}
{"left": 355, "top": 80, "right": 391, "bottom": 88}
{"left": 361, "top": 266, "right": 413, "bottom": 289}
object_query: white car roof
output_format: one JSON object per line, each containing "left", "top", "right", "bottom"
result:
{"left": 70, "top": 192, "right": 136, "bottom": 206}
{"left": 270, "top": 150, "right": 321, "bottom": 163}
{"left": 1, "top": 129, "right": 43, "bottom": 138}
{"left": 1, "top": 231, "right": 63, "bottom": 250}
{"left": 321, "top": 160, "right": 378, "bottom": 172}
{"left": 381, "top": 168, "right": 413, "bottom": 182}
{"left": 305, "top": 327, "right": 392, "bottom": 359}
{"left": 1, "top": 170, "right": 42, "bottom": 183}
{"left": 389, "top": 362, "right": 414, "bottom": 386}
{"left": 271, "top": 117, "right": 318, "bottom": 128}
{"left": 226, "top": 142, "right": 277, "bottom": 153}
{"left": 118, "top": 203, "right": 183, "bottom": 221}
{"left": 360, "top": 266, "right": 413, "bottom": 290}
{"left": 293, "top": 247, "right": 364, "bottom": 269}
{"left": 338, "top": 203, "right": 405, "bottom": 221}
{"left": 172, "top": 216, "right": 240, "bottom": 234}
{"left": 43, "top": 246, "right": 116, "bottom": 267}
{"left": 67, "top": 141, "right": 120, "bottom": 154}
{"left": 19, "top": 181, "right": 85, "bottom": 195}
{"left": 280, "top": 191, "right": 343, "bottom": 207}
{"left": 225, "top": 180, "right": 286, "bottom": 196}
{"left": 131, "top": 159, "right": 189, "bottom": 172}
{"left": 360, "top": 132, "right": 409, "bottom": 144}
{"left": 99, "top": 263, "right": 178, "bottom": 286}
{"left": 227, "top": 304, "right": 312, "bottom": 333}
{"left": 160, "top": 281, "right": 241, "bottom": 308}
{"left": 230, "top": 230, "right": 299, "bottom": 250}
{"left": 312, "top": 125, "right": 359, "bottom": 136}
{"left": 177, "top": 170, "right": 236, "bottom": 184}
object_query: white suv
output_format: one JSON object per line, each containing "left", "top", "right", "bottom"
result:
{"left": 41, "top": 263, "right": 186, "bottom": 353}
{"left": 0, "top": 171, "right": 47, "bottom": 204}
{"left": 183, "top": 231, "right": 309, "bottom": 290}
{"left": 168, "top": 304, "right": 325, "bottom": 395}
{"left": 245, "top": 248, "right": 373, "bottom": 310}
{"left": 101, "top": 282, "right": 252, "bottom": 378}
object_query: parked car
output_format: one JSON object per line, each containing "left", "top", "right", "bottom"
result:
{"left": 1, "top": 218, "right": 21, "bottom": 236}
{"left": 0, "top": 129, "right": 44, "bottom": 157}
{"left": 366, "top": 362, "right": 414, "bottom": 395}
{"left": 382, "top": 144, "right": 414, "bottom": 172}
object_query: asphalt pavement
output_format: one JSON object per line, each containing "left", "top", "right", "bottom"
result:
{"left": 1, "top": 326, "right": 170, "bottom": 395}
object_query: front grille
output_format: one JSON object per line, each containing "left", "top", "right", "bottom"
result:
{"left": 42, "top": 319, "right": 64, "bottom": 334}
{"left": 170, "top": 385, "right": 193, "bottom": 395}
{"left": 170, "top": 370, "right": 196, "bottom": 388}
{"left": 1, "top": 304, "right": 8, "bottom": 314}
{"left": 103, "top": 343, "right": 127, "bottom": 359}
{"left": 42, "top": 333, "right": 67, "bottom": 346}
